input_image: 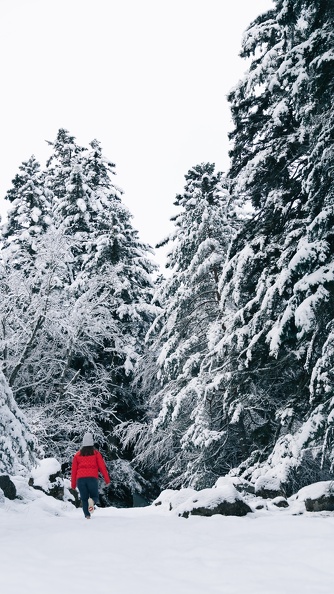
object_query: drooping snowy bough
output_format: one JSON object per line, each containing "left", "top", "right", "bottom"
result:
{"left": 0, "top": 371, "right": 37, "bottom": 475}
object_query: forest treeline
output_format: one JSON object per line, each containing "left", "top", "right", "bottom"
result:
{"left": 1, "top": 0, "right": 333, "bottom": 501}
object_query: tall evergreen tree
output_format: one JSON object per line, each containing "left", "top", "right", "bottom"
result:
{"left": 124, "top": 164, "right": 240, "bottom": 488}
{"left": 45, "top": 131, "right": 159, "bottom": 435}
{"left": 203, "top": 0, "right": 334, "bottom": 491}
{"left": 44, "top": 128, "right": 83, "bottom": 205}
{"left": 1, "top": 155, "right": 51, "bottom": 261}
{"left": 0, "top": 130, "right": 159, "bottom": 473}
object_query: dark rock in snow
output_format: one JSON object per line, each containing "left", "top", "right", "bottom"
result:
{"left": 29, "top": 459, "right": 65, "bottom": 501}
{"left": 255, "top": 486, "right": 285, "bottom": 499}
{"left": 254, "top": 475, "right": 286, "bottom": 500}
{"left": 180, "top": 499, "right": 252, "bottom": 518}
{"left": 272, "top": 497, "right": 289, "bottom": 508}
{"left": 47, "top": 471, "right": 64, "bottom": 500}
{"left": 176, "top": 485, "right": 253, "bottom": 518}
{"left": 0, "top": 475, "right": 17, "bottom": 500}
{"left": 296, "top": 481, "right": 334, "bottom": 512}
{"left": 232, "top": 478, "right": 255, "bottom": 496}
{"left": 305, "top": 494, "right": 334, "bottom": 512}
{"left": 29, "top": 471, "right": 64, "bottom": 500}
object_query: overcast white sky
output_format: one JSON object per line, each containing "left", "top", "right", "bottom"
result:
{"left": 0, "top": 0, "right": 274, "bottom": 269}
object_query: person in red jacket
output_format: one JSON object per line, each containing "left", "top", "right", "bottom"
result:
{"left": 71, "top": 432, "right": 110, "bottom": 519}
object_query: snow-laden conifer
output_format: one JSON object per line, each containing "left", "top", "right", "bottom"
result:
{"left": 0, "top": 370, "right": 37, "bottom": 474}
{"left": 204, "top": 0, "right": 334, "bottom": 490}
{"left": 1, "top": 155, "right": 51, "bottom": 260}
{"left": 125, "top": 164, "right": 239, "bottom": 488}
{"left": 0, "top": 129, "right": 159, "bottom": 466}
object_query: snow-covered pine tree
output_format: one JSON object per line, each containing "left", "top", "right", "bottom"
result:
{"left": 0, "top": 234, "right": 129, "bottom": 462}
{"left": 0, "top": 370, "right": 37, "bottom": 474}
{"left": 0, "top": 130, "right": 158, "bottom": 473}
{"left": 205, "top": 0, "right": 334, "bottom": 492}
{"left": 44, "top": 128, "right": 84, "bottom": 204}
{"left": 55, "top": 133, "right": 157, "bottom": 395}
{"left": 125, "top": 164, "right": 240, "bottom": 489}
{"left": 1, "top": 155, "right": 51, "bottom": 263}
{"left": 0, "top": 155, "right": 58, "bottom": 403}
{"left": 27, "top": 131, "right": 159, "bottom": 462}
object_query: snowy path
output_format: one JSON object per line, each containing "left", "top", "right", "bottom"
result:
{"left": 2, "top": 497, "right": 334, "bottom": 594}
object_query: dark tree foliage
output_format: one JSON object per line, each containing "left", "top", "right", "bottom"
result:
{"left": 120, "top": 163, "right": 240, "bottom": 489}
{"left": 204, "top": 0, "right": 334, "bottom": 491}
{"left": 127, "top": 0, "right": 334, "bottom": 493}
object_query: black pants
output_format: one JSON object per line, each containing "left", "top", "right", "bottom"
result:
{"left": 77, "top": 477, "right": 99, "bottom": 517}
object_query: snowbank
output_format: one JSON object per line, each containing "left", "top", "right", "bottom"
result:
{"left": 1, "top": 475, "right": 334, "bottom": 594}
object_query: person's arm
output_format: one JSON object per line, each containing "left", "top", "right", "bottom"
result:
{"left": 96, "top": 451, "right": 110, "bottom": 484}
{"left": 71, "top": 454, "right": 78, "bottom": 489}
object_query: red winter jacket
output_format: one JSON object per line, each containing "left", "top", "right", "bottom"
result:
{"left": 71, "top": 450, "right": 110, "bottom": 489}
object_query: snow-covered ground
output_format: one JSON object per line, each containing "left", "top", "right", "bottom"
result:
{"left": 2, "top": 477, "right": 334, "bottom": 594}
